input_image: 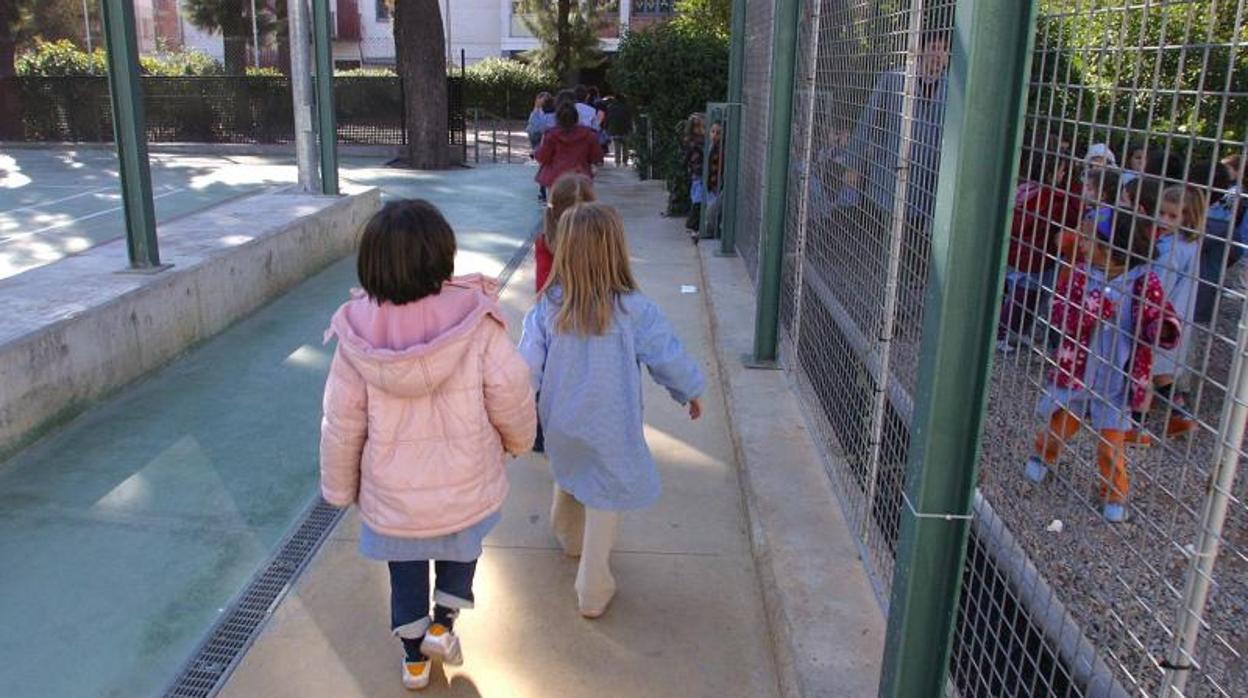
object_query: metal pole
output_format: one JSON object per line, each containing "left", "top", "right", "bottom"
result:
{"left": 82, "top": 0, "right": 93, "bottom": 53}
{"left": 749, "top": 0, "right": 801, "bottom": 366}
{"left": 717, "top": 0, "right": 747, "bottom": 257}
{"left": 288, "top": 0, "right": 320, "bottom": 192}
{"left": 863, "top": 0, "right": 925, "bottom": 553}
{"left": 311, "top": 0, "right": 339, "bottom": 195}
{"left": 100, "top": 0, "right": 161, "bottom": 270}
{"left": 250, "top": 0, "right": 262, "bottom": 68}
{"left": 878, "top": 1, "right": 1037, "bottom": 695}
{"left": 1161, "top": 313, "right": 1248, "bottom": 695}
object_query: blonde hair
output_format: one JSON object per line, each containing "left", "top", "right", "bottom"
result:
{"left": 1162, "top": 184, "right": 1207, "bottom": 242}
{"left": 546, "top": 203, "right": 639, "bottom": 336}
{"left": 545, "top": 173, "right": 596, "bottom": 252}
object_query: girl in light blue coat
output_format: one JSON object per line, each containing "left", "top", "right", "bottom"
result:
{"left": 519, "top": 202, "right": 705, "bottom": 618}
{"left": 1150, "top": 184, "right": 1206, "bottom": 438}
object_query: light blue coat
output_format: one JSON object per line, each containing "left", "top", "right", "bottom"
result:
{"left": 1152, "top": 234, "right": 1199, "bottom": 377}
{"left": 519, "top": 288, "right": 706, "bottom": 511}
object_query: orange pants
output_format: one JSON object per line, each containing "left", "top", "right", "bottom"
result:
{"left": 1034, "top": 409, "right": 1129, "bottom": 504}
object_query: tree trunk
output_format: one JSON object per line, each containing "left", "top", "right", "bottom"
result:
{"left": 394, "top": 0, "right": 448, "bottom": 169}
{"left": 0, "top": 0, "right": 21, "bottom": 139}
{"left": 556, "top": 0, "right": 571, "bottom": 81}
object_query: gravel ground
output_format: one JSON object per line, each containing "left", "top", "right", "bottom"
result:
{"left": 977, "top": 291, "right": 1248, "bottom": 697}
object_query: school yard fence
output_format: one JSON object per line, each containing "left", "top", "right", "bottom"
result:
{"left": 0, "top": 75, "right": 467, "bottom": 148}
{"left": 721, "top": 0, "right": 1247, "bottom": 695}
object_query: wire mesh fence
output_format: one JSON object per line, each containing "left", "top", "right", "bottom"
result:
{"left": 735, "top": 0, "right": 777, "bottom": 278}
{"left": 735, "top": 0, "right": 1248, "bottom": 695}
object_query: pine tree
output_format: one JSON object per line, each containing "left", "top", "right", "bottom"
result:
{"left": 522, "top": 0, "right": 604, "bottom": 82}
{"left": 181, "top": 0, "right": 275, "bottom": 74}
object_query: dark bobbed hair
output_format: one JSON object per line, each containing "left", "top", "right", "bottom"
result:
{"left": 1110, "top": 210, "right": 1156, "bottom": 269}
{"left": 1123, "top": 175, "right": 1163, "bottom": 215}
{"left": 541, "top": 94, "right": 556, "bottom": 112}
{"left": 1023, "top": 134, "right": 1070, "bottom": 185}
{"left": 574, "top": 84, "right": 589, "bottom": 102}
{"left": 357, "top": 199, "right": 456, "bottom": 305}
{"left": 556, "top": 101, "right": 579, "bottom": 129}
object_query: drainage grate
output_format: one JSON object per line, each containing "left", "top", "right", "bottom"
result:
{"left": 163, "top": 225, "right": 537, "bottom": 698}
{"left": 164, "top": 499, "right": 345, "bottom": 698}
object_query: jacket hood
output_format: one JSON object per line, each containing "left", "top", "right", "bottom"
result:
{"left": 324, "top": 274, "right": 506, "bottom": 398}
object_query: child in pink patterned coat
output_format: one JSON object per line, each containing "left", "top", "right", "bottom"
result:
{"left": 1024, "top": 209, "right": 1180, "bottom": 523}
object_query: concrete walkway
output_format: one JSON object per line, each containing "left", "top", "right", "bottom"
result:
{"left": 219, "top": 167, "right": 783, "bottom": 697}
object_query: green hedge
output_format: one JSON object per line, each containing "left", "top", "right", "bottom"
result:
{"left": 610, "top": 23, "right": 728, "bottom": 213}
{"left": 16, "top": 39, "right": 225, "bottom": 77}
{"left": 459, "top": 58, "right": 558, "bottom": 120}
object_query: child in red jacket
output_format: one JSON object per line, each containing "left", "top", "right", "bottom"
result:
{"left": 535, "top": 173, "right": 596, "bottom": 292}
{"left": 999, "top": 140, "right": 1082, "bottom": 350}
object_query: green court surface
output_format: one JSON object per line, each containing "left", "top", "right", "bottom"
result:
{"left": 0, "top": 163, "right": 540, "bottom": 697}
{"left": 0, "top": 149, "right": 543, "bottom": 280}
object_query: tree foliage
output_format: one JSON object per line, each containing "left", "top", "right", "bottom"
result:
{"left": 1032, "top": 0, "right": 1247, "bottom": 152}
{"left": 670, "top": 0, "right": 731, "bottom": 41}
{"left": 521, "top": 0, "right": 605, "bottom": 81}
{"left": 610, "top": 20, "right": 728, "bottom": 209}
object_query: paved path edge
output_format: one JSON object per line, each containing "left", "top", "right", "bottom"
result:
{"left": 696, "top": 242, "right": 887, "bottom": 698}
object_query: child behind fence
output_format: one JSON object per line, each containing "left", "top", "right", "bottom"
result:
{"left": 682, "top": 113, "right": 707, "bottom": 238}
{"left": 1024, "top": 209, "right": 1180, "bottom": 524}
{"left": 1147, "top": 183, "right": 1206, "bottom": 438}
{"left": 999, "top": 138, "right": 1081, "bottom": 351}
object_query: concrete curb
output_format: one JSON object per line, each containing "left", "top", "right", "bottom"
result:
{"left": 695, "top": 243, "right": 886, "bottom": 697}
{"left": 0, "top": 188, "right": 381, "bottom": 461}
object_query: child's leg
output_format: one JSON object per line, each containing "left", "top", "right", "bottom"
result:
{"left": 576, "top": 507, "right": 620, "bottom": 617}
{"left": 388, "top": 561, "right": 432, "bottom": 661}
{"left": 550, "top": 485, "right": 586, "bottom": 557}
{"left": 1034, "top": 409, "right": 1082, "bottom": 464}
{"left": 1096, "top": 430, "right": 1129, "bottom": 504}
{"left": 431, "top": 559, "right": 478, "bottom": 628}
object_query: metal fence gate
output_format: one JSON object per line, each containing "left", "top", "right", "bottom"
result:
{"left": 730, "top": 0, "right": 1248, "bottom": 695}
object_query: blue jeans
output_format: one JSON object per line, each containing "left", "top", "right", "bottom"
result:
{"left": 388, "top": 559, "right": 477, "bottom": 639}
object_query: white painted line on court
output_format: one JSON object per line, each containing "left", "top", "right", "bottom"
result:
{"left": 1, "top": 187, "right": 188, "bottom": 241}
{"left": 1, "top": 186, "right": 114, "bottom": 216}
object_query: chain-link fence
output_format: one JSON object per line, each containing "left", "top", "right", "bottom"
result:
{"left": 736, "top": 0, "right": 776, "bottom": 278}
{"left": 731, "top": 0, "right": 1248, "bottom": 695}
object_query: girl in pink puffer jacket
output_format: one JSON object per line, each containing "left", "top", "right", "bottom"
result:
{"left": 319, "top": 199, "right": 535, "bottom": 690}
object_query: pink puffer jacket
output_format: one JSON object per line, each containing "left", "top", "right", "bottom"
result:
{"left": 319, "top": 274, "right": 535, "bottom": 538}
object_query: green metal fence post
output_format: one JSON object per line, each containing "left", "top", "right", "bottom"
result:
{"left": 100, "top": 0, "right": 161, "bottom": 270}
{"left": 718, "top": 0, "right": 747, "bottom": 257}
{"left": 750, "top": 0, "right": 801, "bottom": 365}
{"left": 879, "top": 1, "right": 1037, "bottom": 696}
{"left": 311, "top": 0, "right": 339, "bottom": 195}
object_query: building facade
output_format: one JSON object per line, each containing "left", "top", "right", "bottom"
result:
{"left": 130, "top": 0, "right": 674, "bottom": 69}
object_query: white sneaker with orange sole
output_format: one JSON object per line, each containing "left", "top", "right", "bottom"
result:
{"left": 420, "top": 623, "right": 464, "bottom": 666}
{"left": 402, "top": 659, "right": 431, "bottom": 690}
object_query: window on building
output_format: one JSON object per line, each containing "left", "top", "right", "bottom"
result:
{"left": 376, "top": 0, "right": 391, "bottom": 21}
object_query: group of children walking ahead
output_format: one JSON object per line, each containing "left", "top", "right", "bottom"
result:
{"left": 319, "top": 173, "right": 704, "bottom": 689}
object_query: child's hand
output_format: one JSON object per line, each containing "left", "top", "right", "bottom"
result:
{"left": 688, "top": 398, "right": 703, "bottom": 421}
